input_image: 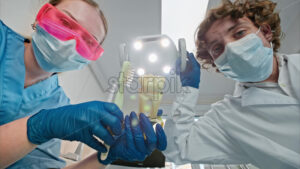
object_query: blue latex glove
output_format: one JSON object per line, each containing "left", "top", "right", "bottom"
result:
{"left": 27, "top": 101, "right": 123, "bottom": 153}
{"left": 157, "top": 109, "right": 163, "bottom": 116}
{"left": 99, "top": 112, "right": 167, "bottom": 164}
{"left": 176, "top": 52, "right": 201, "bottom": 89}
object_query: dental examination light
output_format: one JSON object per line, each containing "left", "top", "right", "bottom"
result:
{"left": 126, "top": 34, "right": 188, "bottom": 120}
{"left": 129, "top": 34, "right": 187, "bottom": 76}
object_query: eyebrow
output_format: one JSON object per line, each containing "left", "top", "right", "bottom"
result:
{"left": 227, "top": 21, "right": 248, "bottom": 33}
{"left": 207, "top": 21, "right": 249, "bottom": 47}
{"left": 62, "top": 9, "right": 100, "bottom": 42}
{"left": 62, "top": 9, "right": 78, "bottom": 22}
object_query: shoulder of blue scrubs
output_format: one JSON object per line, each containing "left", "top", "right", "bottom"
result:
{"left": 0, "top": 21, "right": 3, "bottom": 54}
{"left": 7, "top": 78, "right": 70, "bottom": 169}
{"left": 21, "top": 74, "right": 70, "bottom": 115}
{"left": 0, "top": 21, "right": 69, "bottom": 169}
{"left": 0, "top": 20, "right": 26, "bottom": 125}
{"left": 7, "top": 74, "right": 70, "bottom": 169}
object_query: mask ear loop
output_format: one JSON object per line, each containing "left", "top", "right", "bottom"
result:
{"left": 270, "top": 42, "right": 273, "bottom": 49}
{"left": 255, "top": 27, "right": 261, "bottom": 34}
{"left": 31, "top": 23, "right": 36, "bottom": 30}
{"left": 257, "top": 26, "right": 273, "bottom": 49}
{"left": 270, "top": 30, "right": 275, "bottom": 49}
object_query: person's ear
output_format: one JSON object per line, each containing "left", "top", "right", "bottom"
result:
{"left": 261, "top": 24, "right": 273, "bottom": 42}
{"left": 31, "top": 21, "right": 37, "bottom": 30}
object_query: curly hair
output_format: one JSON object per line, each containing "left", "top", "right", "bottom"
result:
{"left": 195, "top": 0, "right": 282, "bottom": 70}
{"left": 49, "top": 0, "right": 108, "bottom": 44}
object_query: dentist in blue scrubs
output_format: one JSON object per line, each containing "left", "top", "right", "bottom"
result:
{"left": 0, "top": 0, "right": 166, "bottom": 169}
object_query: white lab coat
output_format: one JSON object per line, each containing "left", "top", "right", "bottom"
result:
{"left": 163, "top": 53, "right": 300, "bottom": 169}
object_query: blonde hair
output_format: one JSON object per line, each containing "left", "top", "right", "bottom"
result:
{"left": 49, "top": 0, "right": 108, "bottom": 44}
{"left": 195, "top": 0, "right": 282, "bottom": 70}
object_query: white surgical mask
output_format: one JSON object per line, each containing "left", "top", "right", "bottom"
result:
{"left": 214, "top": 28, "right": 273, "bottom": 82}
{"left": 32, "top": 24, "right": 90, "bottom": 72}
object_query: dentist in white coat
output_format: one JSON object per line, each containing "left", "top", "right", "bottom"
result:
{"left": 163, "top": 0, "right": 300, "bottom": 169}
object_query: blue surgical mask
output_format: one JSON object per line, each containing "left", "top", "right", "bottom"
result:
{"left": 32, "top": 24, "right": 90, "bottom": 72}
{"left": 214, "top": 28, "right": 273, "bottom": 82}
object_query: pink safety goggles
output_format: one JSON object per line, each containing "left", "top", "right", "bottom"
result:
{"left": 36, "top": 3, "right": 104, "bottom": 60}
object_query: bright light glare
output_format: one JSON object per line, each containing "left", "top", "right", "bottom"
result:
{"left": 148, "top": 53, "right": 158, "bottom": 63}
{"left": 134, "top": 41, "right": 143, "bottom": 50}
{"left": 163, "top": 65, "right": 171, "bottom": 74}
{"left": 161, "top": 38, "right": 170, "bottom": 47}
{"left": 137, "top": 68, "right": 145, "bottom": 76}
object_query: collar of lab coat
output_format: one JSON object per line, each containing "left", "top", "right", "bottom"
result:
{"left": 241, "top": 87, "right": 299, "bottom": 106}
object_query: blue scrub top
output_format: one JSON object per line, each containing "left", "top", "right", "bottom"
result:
{"left": 0, "top": 20, "right": 70, "bottom": 169}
